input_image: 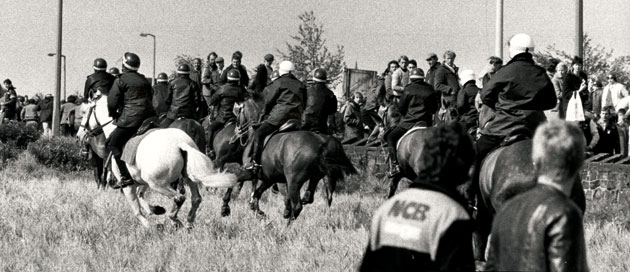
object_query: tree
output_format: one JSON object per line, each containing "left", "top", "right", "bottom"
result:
{"left": 277, "top": 11, "right": 346, "bottom": 88}
{"left": 533, "top": 34, "right": 630, "bottom": 84}
{"left": 171, "top": 54, "right": 199, "bottom": 79}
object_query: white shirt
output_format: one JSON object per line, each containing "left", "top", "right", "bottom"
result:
{"left": 602, "top": 82, "right": 629, "bottom": 109}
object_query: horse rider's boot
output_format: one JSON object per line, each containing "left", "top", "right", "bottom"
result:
{"left": 388, "top": 162, "right": 401, "bottom": 178}
{"left": 80, "top": 143, "right": 90, "bottom": 160}
{"left": 111, "top": 156, "right": 135, "bottom": 189}
{"left": 207, "top": 149, "right": 216, "bottom": 160}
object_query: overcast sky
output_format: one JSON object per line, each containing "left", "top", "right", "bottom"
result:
{"left": 1, "top": 0, "right": 628, "bottom": 97}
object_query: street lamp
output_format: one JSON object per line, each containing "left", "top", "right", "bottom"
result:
{"left": 140, "top": 32, "right": 156, "bottom": 85}
{"left": 48, "top": 53, "right": 66, "bottom": 99}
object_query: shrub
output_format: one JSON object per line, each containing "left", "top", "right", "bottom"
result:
{"left": 0, "top": 120, "right": 40, "bottom": 148}
{"left": 27, "top": 137, "right": 90, "bottom": 172}
{"left": 0, "top": 142, "right": 20, "bottom": 165}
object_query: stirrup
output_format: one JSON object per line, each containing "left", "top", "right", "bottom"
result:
{"left": 207, "top": 150, "right": 216, "bottom": 160}
{"left": 111, "top": 177, "right": 134, "bottom": 189}
{"left": 245, "top": 161, "right": 262, "bottom": 171}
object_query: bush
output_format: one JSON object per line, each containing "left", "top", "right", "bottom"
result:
{"left": 0, "top": 120, "right": 40, "bottom": 148}
{"left": 27, "top": 137, "right": 90, "bottom": 172}
{"left": 0, "top": 142, "right": 20, "bottom": 165}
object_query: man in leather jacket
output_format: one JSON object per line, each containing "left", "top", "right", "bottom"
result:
{"left": 486, "top": 120, "right": 588, "bottom": 272}
{"left": 301, "top": 68, "right": 337, "bottom": 134}
{"left": 107, "top": 52, "right": 156, "bottom": 189}
{"left": 360, "top": 122, "right": 475, "bottom": 272}
{"left": 206, "top": 69, "right": 248, "bottom": 159}
{"left": 84, "top": 58, "right": 115, "bottom": 100}
{"left": 160, "top": 63, "right": 200, "bottom": 127}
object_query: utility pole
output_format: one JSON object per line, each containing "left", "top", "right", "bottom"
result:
{"left": 496, "top": 0, "right": 504, "bottom": 59}
{"left": 52, "top": 0, "right": 63, "bottom": 136}
{"left": 575, "top": 0, "right": 583, "bottom": 59}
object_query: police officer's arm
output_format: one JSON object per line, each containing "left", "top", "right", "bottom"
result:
{"left": 434, "top": 68, "right": 453, "bottom": 96}
{"left": 546, "top": 209, "right": 588, "bottom": 272}
{"left": 83, "top": 78, "right": 92, "bottom": 100}
{"left": 263, "top": 85, "right": 280, "bottom": 116}
{"left": 397, "top": 92, "right": 409, "bottom": 117}
{"left": 241, "top": 67, "right": 250, "bottom": 89}
{"left": 209, "top": 88, "right": 222, "bottom": 106}
{"left": 324, "top": 94, "right": 338, "bottom": 116}
{"left": 532, "top": 75, "right": 558, "bottom": 110}
{"left": 480, "top": 76, "right": 505, "bottom": 110}
{"left": 434, "top": 220, "right": 475, "bottom": 271}
{"left": 165, "top": 83, "right": 174, "bottom": 107}
{"left": 107, "top": 79, "right": 123, "bottom": 118}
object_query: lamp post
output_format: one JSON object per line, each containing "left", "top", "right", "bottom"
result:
{"left": 48, "top": 53, "right": 66, "bottom": 99}
{"left": 52, "top": 0, "right": 63, "bottom": 136}
{"left": 140, "top": 33, "right": 156, "bottom": 85}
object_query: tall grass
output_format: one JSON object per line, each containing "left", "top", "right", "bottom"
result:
{"left": 0, "top": 154, "right": 627, "bottom": 271}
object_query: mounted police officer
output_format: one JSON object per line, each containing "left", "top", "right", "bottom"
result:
{"left": 302, "top": 68, "right": 338, "bottom": 134}
{"left": 473, "top": 33, "right": 557, "bottom": 205}
{"left": 84, "top": 58, "right": 115, "bottom": 100}
{"left": 386, "top": 68, "right": 439, "bottom": 177}
{"left": 107, "top": 52, "right": 157, "bottom": 189}
{"left": 244, "top": 60, "right": 306, "bottom": 173}
{"left": 160, "top": 63, "right": 200, "bottom": 127}
{"left": 206, "top": 69, "right": 248, "bottom": 159}
{"left": 152, "top": 72, "right": 170, "bottom": 117}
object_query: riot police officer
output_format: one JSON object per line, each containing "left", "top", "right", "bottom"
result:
{"left": 84, "top": 58, "right": 115, "bottom": 100}
{"left": 160, "top": 64, "right": 200, "bottom": 127}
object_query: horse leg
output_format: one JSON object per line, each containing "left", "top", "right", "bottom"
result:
{"left": 121, "top": 185, "right": 151, "bottom": 228}
{"left": 387, "top": 175, "right": 403, "bottom": 198}
{"left": 473, "top": 198, "right": 492, "bottom": 263}
{"left": 185, "top": 179, "right": 202, "bottom": 229}
{"left": 137, "top": 185, "right": 166, "bottom": 216}
{"left": 151, "top": 183, "right": 186, "bottom": 229}
{"left": 221, "top": 187, "right": 233, "bottom": 217}
{"left": 249, "top": 179, "right": 274, "bottom": 217}
{"left": 286, "top": 175, "right": 304, "bottom": 223}
{"left": 301, "top": 177, "right": 320, "bottom": 205}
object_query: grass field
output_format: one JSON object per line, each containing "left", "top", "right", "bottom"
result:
{"left": 1, "top": 153, "right": 629, "bottom": 271}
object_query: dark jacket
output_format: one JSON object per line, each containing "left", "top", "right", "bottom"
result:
{"left": 209, "top": 82, "right": 248, "bottom": 123}
{"left": 591, "top": 88, "right": 603, "bottom": 114}
{"left": 39, "top": 97, "right": 54, "bottom": 122}
{"left": 433, "top": 63, "right": 460, "bottom": 107}
{"left": 480, "top": 53, "right": 557, "bottom": 136}
{"left": 457, "top": 81, "right": 480, "bottom": 128}
{"left": 201, "top": 64, "right": 221, "bottom": 98}
{"left": 302, "top": 82, "right": 338, "bottom": 134}
{"left": 425, "top": 62, "right": 440, "bottom": 88}
{"left": 486, "top": 184, "right": 588, "bottom": 272}
{"left": 250, "top": 63, "right": 270, "bottom": 94}
{"left": 359, "top": 180, "right": 474, "bottom": 272}
{"left": 343, "top": 100, "right": 364, "bottom": 141}
{"left": 481, "top": 72, "right": 495, "bottom": 88}
{"left": 397, "top": 79, "right": 439, "bottom": 129}
{"left": 262, "top": 73, "right": 306, "bottom": 127}
{"left": 151, "top": 82, "right": 170, "bottom": 116}
{"left": 84, "top": 71, "right": 115, "bottom": 99}
{"left": 364, "top": 79, "right": 386, "bottom": 111}
{"left": 166, "top": 75, "right": 200, "bottom": 120}
{"left": 107, "top": 70, "right": 156, "bottom": 128}
{"left": 219, "top": 65, "right": 250, "bottom": 88}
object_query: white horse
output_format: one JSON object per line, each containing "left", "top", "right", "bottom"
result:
{"left": 77, "top": 93, "right": 237, "bottom": 229}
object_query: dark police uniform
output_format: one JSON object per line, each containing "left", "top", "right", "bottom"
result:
{"left": 207, "top": 82, "right": 248, "bottom": 150}
{"left": 302, "top": 82, "right": 338, "bottom": 134}
{"left": 161, "top": 74, "right": 200, "bottom": 127}
{"left": 84, "top": 70, "right": 115, "bottom": 99}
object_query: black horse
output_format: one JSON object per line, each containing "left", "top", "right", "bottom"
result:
{"left": 474, "top": 139, "right": 586, "bottom": 262}
{"left": 387, "top": 127, "right": 434, "bottom": 198}
{"left": 242, "top": 130, "right": 357, "bottom": 221}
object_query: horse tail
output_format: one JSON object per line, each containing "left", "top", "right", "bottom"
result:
{"left": 178, "top": 142, "right": 238, "bottom": 188}
{"left": 320, "top": 136, "right": 358, "bottom": 178}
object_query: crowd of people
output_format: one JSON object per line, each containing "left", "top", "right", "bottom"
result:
{"left": 1, "top": 30, "right": 621, "bottom": 270}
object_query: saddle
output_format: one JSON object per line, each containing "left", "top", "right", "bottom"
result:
{"left": 396, "top": 126, "right": 428, "bottom": 150}
{"left": 137, "top": 116, "right": 161, "bottom": 135}
{"left": 263, "top": 119, "right": 301, "bottom": 147}
{"left": 121, "top": 128, "right": 161, "bottom": 165}
{"left": 500, "top": 127, "right": 533, "bottom": 147}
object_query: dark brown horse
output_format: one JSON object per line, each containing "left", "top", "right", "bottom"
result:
{"left": 474, "top": 139, "right": 586, "bottom": 262}
{"left": 387, "top": 127, "right": 433, "bottom": 198}
{"left": 242, "top": 130, "right": 358, "bottom": 221}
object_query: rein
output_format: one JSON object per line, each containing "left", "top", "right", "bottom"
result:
{"left": 80, "top": 96, "right": 113, "bottom": 138}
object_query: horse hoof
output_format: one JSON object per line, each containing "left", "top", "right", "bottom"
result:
{"left": 221, "top": 206, "right": 231, "bottom": 217}
{"left": 171, "top": 219, "right": 184, "bottom": 230}
{"left": 150, "top": 205, "right": 166, "bottom": 215}
{"left": 249, "top": 201, "right": 258, "bottom": 211}
{"left": 156, "top": 224, "right": 165, "bottom": 232}
{"left": 256, "top": 210, "right": 266, "bottom": 218}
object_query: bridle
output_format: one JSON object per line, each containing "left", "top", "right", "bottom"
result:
{"left": 80, "top": 95, "right": 113, "bottom": 138}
